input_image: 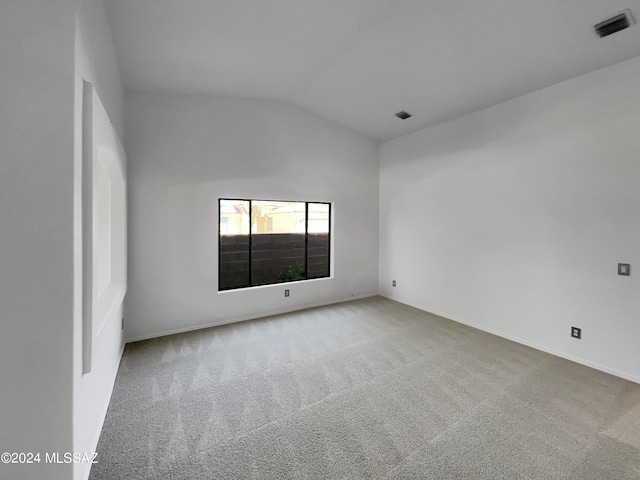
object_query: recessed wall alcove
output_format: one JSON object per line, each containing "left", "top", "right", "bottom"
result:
{"left": 82, "top": 82, "right": 127, "bottom": 374}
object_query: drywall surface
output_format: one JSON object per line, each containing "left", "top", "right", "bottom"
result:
{"left": 125, "top": 93, "right": 379, "bottom": 341}
{"left": 380, "top": 56, "right": 640, "bottom": 383}
{"left": 0, "top": 1, "right": 75, "bottom": 479}
{"left": 73, "top": 2, "right": 125, "bottom": 479}
{"left": 75, "top": 0, "right": 124, "bottom": 140}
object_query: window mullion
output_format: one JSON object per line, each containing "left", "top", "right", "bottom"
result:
{"left": 304, "top": 202, "right": 309, "bottom": 279}
{"left": 248, "top": 200, "right": 253, "bottom": 287}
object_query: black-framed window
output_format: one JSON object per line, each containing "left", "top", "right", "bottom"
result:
{"left": 218, "top": 199, "right": 331, "bottom": 291}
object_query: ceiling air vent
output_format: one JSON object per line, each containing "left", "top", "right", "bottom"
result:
{"left": 395, "top": 110, "right": 412, "bottom": 120}
{"left": 595, "top": 10, "right": 634, "bottom": 38}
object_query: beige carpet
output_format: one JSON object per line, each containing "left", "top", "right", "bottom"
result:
{"left": 90, "top": 296, "right": 640, "bottom": 479}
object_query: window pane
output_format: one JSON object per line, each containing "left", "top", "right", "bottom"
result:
{"left": 251, "top": 201, "right": 306, "bottom": 234}
{"left": 219, "top": 200, "right": 250, "bottom": 290}
{"left": 307, "top": 203, "right": 330, "bottom": 279}
{"left": 308, "top": 203, "right": 329, "bottom": 233}
{"left": 251, "top": 201, "right": 306, "bottom": 285}
{"left": 220, "top": 199, "right": 249, "bottom": 235}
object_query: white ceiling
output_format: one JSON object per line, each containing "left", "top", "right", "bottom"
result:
{"left": 104, "top": 0, "right": 640, "bottom": 141}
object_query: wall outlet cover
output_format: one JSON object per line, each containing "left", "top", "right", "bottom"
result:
{"left": 571, "top": 327, "right": 581, "bottom": 339}
{"left": 284, "top": 289, "right": 290, "bottom": 297}
{"left": 618, "top": 263, "right": 630, "bottom": 276}
{"left": 392, "top": 280, "right": 396, "bottom": 287}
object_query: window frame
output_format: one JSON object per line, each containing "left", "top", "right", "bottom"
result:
{"left": 218, "top": 198, "right": 331, "bottom": 291}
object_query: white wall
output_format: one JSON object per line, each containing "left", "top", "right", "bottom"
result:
{"left": 125, "top": 92, "right": 379, "bottom": 341}
{"left": 73, "top": 2, "right": 125, "bottom": 480}
{"left": 75, "top": 0, "right": 124, "bottom": 140}
{"left": 0, "top": 2, "right": 124, "bottom": 479}
{"left": 380, "top": 56, "right": 640, "bottom": 383}
{"left": 0, "top": 2, "right": 76, "bottom": 479}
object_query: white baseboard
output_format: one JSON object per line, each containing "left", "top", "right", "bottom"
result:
{"left": 125, "top": 293, "right": 377, "bottom": 343}
{"left": 380, "top": 294, "right": 640, "bottom": 385}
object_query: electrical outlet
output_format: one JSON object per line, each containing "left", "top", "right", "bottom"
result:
{"left": 121, "top": 318, "right": 124, "bottom": 330}
{"left": 571, "top": 326, "right": 581, "bottom": 339}
{"left": 618, "top": 263, "right": 630, "bottom": 276}
{"left": 392, "top": 280, "right": 396, "bottom": 287}
{"left": 284, "top": 289, "right": 290, "bottom": 297}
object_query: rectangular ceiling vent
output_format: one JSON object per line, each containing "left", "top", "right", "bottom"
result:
{"left": 395, "top": 111, "right": 412, "bottom": 120}
{"left": 595, "top": 10, "right": 634, "bottom": 38}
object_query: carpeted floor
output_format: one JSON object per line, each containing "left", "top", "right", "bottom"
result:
{"left": 90, "top": 296, "right": 640, "bottom": 479}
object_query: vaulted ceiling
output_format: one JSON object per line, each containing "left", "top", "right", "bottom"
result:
{"left": 104, "top": 0, "right": 640, "bottom": 141}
